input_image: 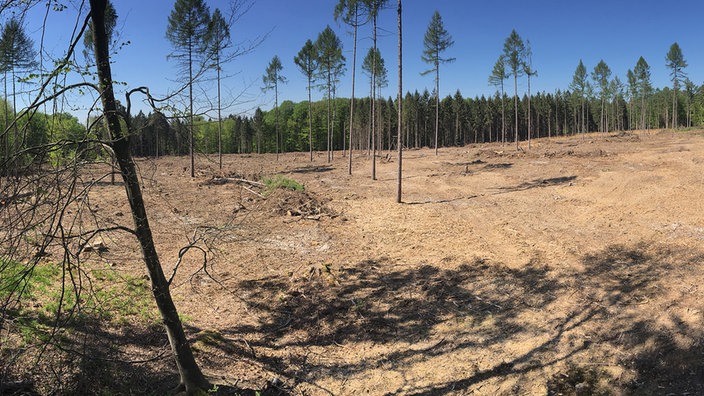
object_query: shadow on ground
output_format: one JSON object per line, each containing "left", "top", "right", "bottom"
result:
{"left": 219, "top": 242, "right": 704, "bottom": 395}
{"left": 4, "top": 243, "right": 703, "bottom": 395}
{"left": 497, "top": 175, "right": 577, "bottom": 193}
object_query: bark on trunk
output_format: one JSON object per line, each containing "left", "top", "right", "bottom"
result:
{"left": 396, "top": 0, "right": 402, "bottom": 203}
{"left": 89, "top": 1, "right": 209, "bottom": 393}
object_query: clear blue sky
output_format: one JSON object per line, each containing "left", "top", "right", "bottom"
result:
{"left": 11, "top": 0, "right": 704, "bottom": 120}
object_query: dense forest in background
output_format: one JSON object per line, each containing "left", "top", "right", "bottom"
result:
{"left": 3, "top": 81, "right": 703, "bottom": 164}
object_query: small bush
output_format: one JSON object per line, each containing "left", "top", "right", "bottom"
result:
{"left": 262, "top": 175, "right": 304, "bottom": 195}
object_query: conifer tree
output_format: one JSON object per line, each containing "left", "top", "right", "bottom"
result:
{"left": 665, "top": 42, "right": 687, "bottom": 129}
{"left": 166, "top": 0, "right": 211, "bottom": 177}
{"left": 591, "top": 59, "right": 611, "bottom": 132}
{"left": 634, "top": 56, "right": 651, "bottom": 130}
{"left": 569, "top": 60, "right": 588, "bottom": 137}
{"left": 362, "top": 47, "right": 387, "bottom": 160}
{"left": 0, "top": 17, "right": 36, "bottom": 173}
{"left": 396, "top": 0, "right": 402, "bottom": 203}
{"left": 315, "top": 26, "right": 345, "bottom": 163}
{"left": 294, "top": 39, "right": 318, "bottom": 161}
{"left": 421, "top": 10, "right": 454, "bottom": 156}
{"left": 334, "top": 0, "right": 368, "bottom": 173}
{"left": 488, "top": 56, "right": 507, "bottom": 145}
{"left": 501, "top": 29, "right": 526, "bottom": 150}
{"left": 523, "top": 40, "right": 537, "bottom": 148}
{"left": 263, "top": 55, "right": 286, "bottom": 160}
{"left": 363, "top": 0, "right": 388, "bottom": 177}
{"left": 208, "top": 8, "right": 230, "bottom": 169}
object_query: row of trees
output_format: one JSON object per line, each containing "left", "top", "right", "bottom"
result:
{"left": 3, "top": 73, "right": 700, "bottom": 166}
{"left": 110, "top": 79, "right": 704, "bottom": 160}
{"left": 2, "top": 7, "right": 698, "bottom": 173}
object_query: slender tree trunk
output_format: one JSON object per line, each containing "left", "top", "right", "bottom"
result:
{"left": 527, "top": 75, "right": 531, "bottom": 149}
{"left": 89, "top": 1, "right": 209, "bottom": 393}
{"left": 12, "top": 68, "right": 18, "bottom": 175}
{"left": 3, "top": 71, "right": 7, "bottom": 176}
{"left": 308, "top": 76, "right": 313, "bottom": 162}
{"left": 156, "top": 121, "right": 159, "bottom": 158}
{"left": 641, "top": 94, "right": 645, "bottom": 130}
{"left": 327, "top": 70, "right": 331, "bottom": 162}
{"left": 188, "top": 40, "right": 195, "bottom": 177}
{"left": 348, "top": 10, "right": 358, "bottom": 174}
{"left": 581, "top": 98, "right": 585, "bottom": 140}
{"left": 217, "top": 59, "right": 222, "bottom": 170}
{"left": 501, "top": 84, "right": 505, "bottom": 145}
{"left": 275, "top": 80, "right": 280, "bottom": 161}
{"left": 672, "top": 73, "right": 677, "bottom": 129}
{"left": 434, "top": 62, "right": 439, "bottom": 156}
{"left": 514, "top": 74, "right": 518, "bottom": 150}
{"left": 396, "top": 0, "right": 403, "bottom": 203}
{"left": 331, "top": 86, "right": 336, "bottom": 161}
{"left": 371, "top": 13, "right": 377, "bottom": 180}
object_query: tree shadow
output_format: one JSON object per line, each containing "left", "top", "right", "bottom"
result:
{"left": 219, "top": 243, "right": 704, "bottom": 394}
{"left": 496, "top": 175, "right": 577, "bottom": 193}
{"left": 288, "top": 165, "right": 334, "bottom": 174}
{"left": 223, "top": 257, "right": 564, "bottom": 389}
{"left": 403, "top": 194, "right": 479, "bottom": 205}
{"left": 6, "top": 243, "right": 702, "bottom": 394}
{"left": 483, "top": 162, "right": 513, "bottom": 170}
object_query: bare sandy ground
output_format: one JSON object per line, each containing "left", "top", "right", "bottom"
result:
{"left": 75, "top": 129, "right": 704, "bottom": 395}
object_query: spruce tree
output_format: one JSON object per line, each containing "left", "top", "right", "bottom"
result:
{"left": 396, "top": 0, "right": 402, "bottom": 203}
{"left": 0, "top": 18, "right": 36, "bottom": 173}
{"left": 569, "top": 60, "right": 588, "bottom": 137}
{"left": 294, "top": 39, "right": 318, "bottom": 162}
{"left": 523, "top": 40, "right": 537, "bottom": 148}
{"left": 262, "top": 55, "right": 286, "bottom": 160}
{"left": 421, "top": 10, "right": 454, "bottom": 156}
{"left": 315, "top": 26, "right": 345, "bottom": 163}
{"left": 489, "top": 56, "right": 507, "bottom": 144}
{"left": 591, "top": 60, "right": 612, "bottom": 132}
{"left": 665, "top": 42, "right": 687, "bottom": 129}
{"left": 501, "top": 29, "right": 526, "bottom": 150}
{"left": 166, "top": 0, "right": 211, "bottom": 177}
{"left": 207, "top": 8, "right": 230, "bottom": 169}
{"left": 334, "top": 0, "right": 369, "bottom": 173}
{"left": 634, "top": 57, "right": 651, "bottom": 130}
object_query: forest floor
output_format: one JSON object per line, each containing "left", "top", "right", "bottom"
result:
{"left": 9, "top": 129, "right": 704, "bottom": 395}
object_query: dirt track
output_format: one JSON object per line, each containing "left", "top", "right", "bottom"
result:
{"left": 88, "top": 129, "right": 704, "bottom": 394}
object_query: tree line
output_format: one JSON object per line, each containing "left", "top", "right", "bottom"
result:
{"left": 3, "top": 74, "right": 703, "bottom": 166}
{"left": 2, "top": 4, "right": 701, "bottom": 170}
{"left": 119, "top": 79, "right": 704, "bottom": 158}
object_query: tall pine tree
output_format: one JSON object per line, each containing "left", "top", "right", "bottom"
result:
{"left": 315, "top": 26, "right": 345, "bottom": 163}
{"left": 502, "top": 29, "right": 526, "bottom": 150}
{"left": 207, "top": 8, "right": 230, "bottom": 169}
{"left": 488, "top": 56, "right": 507, "bottom": 145}
{"left": 294, "top": 39, "right": 318, "bottom": 162}
{"left": 166, "top": 0, "right": 211, "bottom": 177}
{"left": 0, "top": 17, "right": 36, "bottom": 173}
{"left": 262, "top": 55, "right": 286, "bottom": 160}
{"left": 421, "top": 10, "right": 454, "bottom": 156}
{"left": 665, "top": 42, "right": 687, "bottom": 129}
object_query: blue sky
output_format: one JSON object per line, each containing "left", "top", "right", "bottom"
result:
{"left": 11, "top": 0, "right": 704, "bottom": 120}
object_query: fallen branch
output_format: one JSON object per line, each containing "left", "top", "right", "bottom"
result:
{"left": 208, "top": 176, "right": 265, "bottom": 187}
{"left": 242, "top": 185, "right": 264, "bottom": 198}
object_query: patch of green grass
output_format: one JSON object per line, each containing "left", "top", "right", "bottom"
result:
{"left": 261, "top": 175, "right": 304, "bottom": 195}
{"left": 2, "top": 259, "right": 159, "bottom": 344}
{"left": 0, "top": 259, "right": 60, "bottom": 301}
